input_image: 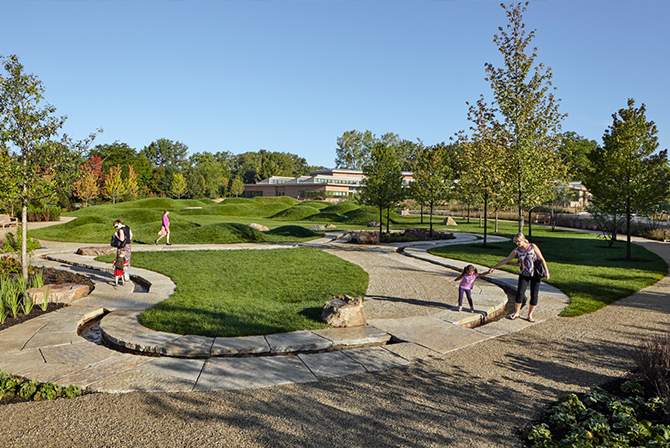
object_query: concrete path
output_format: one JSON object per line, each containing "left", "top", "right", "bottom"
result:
{"left": 0, "top": 227, "right": 569, "bottom": 393}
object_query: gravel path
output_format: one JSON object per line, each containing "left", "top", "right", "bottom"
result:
{"left": 1, "top": 237, "right": 668, "bottom": 448}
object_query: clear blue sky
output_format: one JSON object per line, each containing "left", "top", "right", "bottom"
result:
{"left": 2, "top": 1, "right": 668, "bottom": 169}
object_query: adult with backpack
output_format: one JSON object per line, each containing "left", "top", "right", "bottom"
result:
{"left": 111, "top": 219, "right": 133, "bottom": 282}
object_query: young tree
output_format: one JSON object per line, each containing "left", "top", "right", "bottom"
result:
{"left": 104, "top": 165, "right": 126, "bottom": 204}
{"left": 410, "top": 142, "right": 454, "bottom": 237}
{"left": 360, "top": 142, "right": 405, "bottom": 235}
{"left": 125, "top": 165, "right": 139, "bottom": 199}
{"left": 229, "top": 177, "right": 245, "bottom": 197}
{"left": 73, "top": 157, "right": 102, "bottom": 207}
{"left": 171, "top": 172, "right": 187, "bottom": 199}
{"left": 583, "top": 99, "right": 670, "bottom": 260}
{"left": 0, "top": 54, "right": 99, "bottom": 279}
{"left": 484, "top": 2, "right": 568, "bottom": 232}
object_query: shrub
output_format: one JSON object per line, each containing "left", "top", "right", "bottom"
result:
{"left": 25, "top": 204, "right": 61, "bottom": 222}
{"left": 634, "top": 334, "right": 670, "bottom": 401}
{"left": 0, "top": 256, "right": 21, "bottom": 275}
{"left": 640, "top": 228, "right": 666, "bottom": 241}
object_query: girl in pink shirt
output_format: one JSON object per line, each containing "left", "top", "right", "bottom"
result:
{"left": 450, "top": 264, "right": 488, "bottom": 312}
{"left": 155, "top": 210, "right": 171, "bottom": 245}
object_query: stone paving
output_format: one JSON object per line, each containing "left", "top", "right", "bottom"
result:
{"left": 0, "top": 228, "right": 570, "bottom": 393}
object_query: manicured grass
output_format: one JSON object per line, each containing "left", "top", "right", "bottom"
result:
{"left": 428, "top": 222, "right": 667, "bottom": 316}
{"left": 97, "top": 247, "right": 369, "bottom": 337}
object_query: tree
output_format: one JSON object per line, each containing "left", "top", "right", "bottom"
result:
{"left": 171, "top": 172, "right": 187, "bottom": 199}
{"left": 484, "top": 2, "right": 568, "bottom": 233}
{"left": 458, "top": 96, "right": 509, "bottom": 246}
{"left": 557, "top": 131, "right": 598, "bottom": 182}
{"left": 73, "top": 156, "right": 103, "bottom": 207}
{"left": 335, "top": 130, "right": 401, "bottom": 170}
{"left": 360, "top": 142, "right": 405, "bottom": 234}
{"left": 229, "top": 177, "right": 245, "bottom": 197}
{"left": 104, "top": 165, "right": 126, "bottom": 204}
{"left": 410, "top": 142, "right": 454, "bottom": 237}
{"left": 0, "top": 54, "right": 99, "bottom": 279}
{"left": 583, "top": 99, "right": 670, "bottom": 260}
{"left": 125, "top": 165, "right": 139, "bottom": 199}
{"left": 185, "top": 168, "right": 205, "bottom": 199}
{"left": 141, "top": 138, "right": 188, "bottom": 170}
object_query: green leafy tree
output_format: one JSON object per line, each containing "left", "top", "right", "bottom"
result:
{"left": 335, "top": 130, "right": 401, "bottom": 171}
{"left": 583, "top": 99, "right": 670, "bottom": 260}
{"left": 141, "top": 138, "right": 188, "bottom": 170}
{"left": 185, "top": 168, "right": 205, "bottom": 199}
{"left": 171, "top": 172, "right": 187, "bottom": 199}
{"left": 73, "top": 156, "right": 102, "bottom": 207}
{"left": 229, "top": 177, "right": 245, "bottom": 197}
{"left": 125, "top": 165, "right": 139, "bottom": 199}
{"left": 0, "top": 54, "right": 99, "bottom": 279}
{"left": 410, "top": 142, "right": 454, "bottom": 237}
{"left": 558, "top": 131, "right": 598, "bottom": 182}
{"left": 104, "top": 165, "right": 126, "bottom": 204}
{"left": 484, "top": 2, "right": 568, "bottom": 232}
{"left": 360, "top": 142, "right": 405, "bottom": 234}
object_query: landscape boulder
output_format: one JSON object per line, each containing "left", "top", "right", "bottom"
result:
{"left": 441, "top": 217, "right": 458, "bottom": 226}
{"left": 322, "top": 295, "right": 366, "bottom": 327}
{"left": 248, "top": 223, "right": 269, "bottom": 232}
{"left": 309, "top": 225, "right": 326, "bottom": 231}
{"left": 76, "top": 246, "right": 116, "bottom": 256}
{"left": 367, "top": 221, "right": 380, "bottom": 228}
{"left": 325, "top": 223, "right": 337, "bottom": 229}
{"left": 28, "top": 283, "right": 92, "bottom": 304}
{"left": 351, "top": 231, "right": 379, "bottom": 245}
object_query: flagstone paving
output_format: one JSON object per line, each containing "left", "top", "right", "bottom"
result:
{"left": 0, "top": 230, "right": 569, "bottom": 393}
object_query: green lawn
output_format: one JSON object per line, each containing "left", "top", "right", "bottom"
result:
{"left": 428, "top": 222, "right": 668, "bottom": 316}
{"left": 98, "top": 247, "right": 369, "bottom": 337}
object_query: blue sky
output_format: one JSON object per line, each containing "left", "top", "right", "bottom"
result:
{"left": 2, "top": 1, "right": 669, "bottom": 169}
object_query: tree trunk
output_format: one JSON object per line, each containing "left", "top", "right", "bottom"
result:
{"left": 429, "top": 202, "right": 434, "bottom": 238}
{"left": 386, "top": 207, "right": 390, "bottom": 233}
{"left": 495, "top": 208, "right": 499, "bottom": 233}
{"left": 379, "top": 204, "right": 383, "bottom": 237}
{"left": 467, "top": 204, "right": 471, "bottom": 224}
{"left": 626, "top": 198, "right": 632, "bottom": 261}
{"left": 528, "top": 209, "right": 533, "bottom": 242}
{"left": 483, "top": 193, "right": 488, "bottom": 247}
{"left": 21, "top": 199, "right": 28, "bottom": 281}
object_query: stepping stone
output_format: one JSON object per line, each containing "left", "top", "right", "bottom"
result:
{"left": 383, "top": 342, "right": 441, "bottom": 362}
{"left": 195, "top": 356, "right": 317, "bottom": 391}
{"left": 154, "top": 334, "right": 214, "bottom": 357}
{"left": 312, "top": 326, "right": 391, "bottom": 349}
{"left": 298, "top": 351, "right": 366, "bottom": 378}
{"left": 211, "top": 335, "right": 270, "bottom": 356}
{"left": 342, "top": 346, "right": 410, "bottom": 372}
{"left": 54, "top": 354, "right": 154, "bottom": 388}
{"left": 265, "top": 330, "right": 332, "bottom": 354}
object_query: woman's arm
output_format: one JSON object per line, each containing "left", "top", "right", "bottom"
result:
{"left": 487, "top": 248, "right": 518, "bottom": 274}
{"left": 533, "top": 244, "right": 550, "bottom": 280}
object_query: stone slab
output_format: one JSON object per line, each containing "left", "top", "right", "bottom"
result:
{"left": 14, "top": 361, "right": 91, "bottom": 384}
{"left": 211, "top": 335, "right": 270, "bottom": 356}
{"left": 368, "top": 316, "right": 488, "bottom": 354}
{"left": 382, "top": 342, "right": 441, "bottom": 362}
{"left": 298, "top": 351, "right": 366, "bottom": 378}
{"left": 194, "top": 356, "right": 317, "bottom": 391}
{"left": 265, "top": 330, "right": 332, "bottom": 354}
{"left": 23, "top": 331, "right": 85, "bottom": 350}
{"left": 0, "top": 348, "right": 45, "bottom": 374}
{"left": 54, "top": 354, "right": 155, "bottom": 388}
{"left": 342, "top": 346, "right": 411, "bottom": 372}
{"left": 40, "top": 341, "right": 121, "bottom": 365}
{"left": 135, "top": 357, "right": 206, "bottom": 382}
{"left": 312, "top": 325, "right": 391, "bottom": 348}
{"left": 121, "top": 331, "right": 181, "bottom": 352}
{"left": 0, "top": 337, "right": 27, "bottom": 354}
{"left": 89, "top": 369, "right": 195, "bottom": 393}
{"left": 154, "top": 334, "right": 214, "bottom": 357}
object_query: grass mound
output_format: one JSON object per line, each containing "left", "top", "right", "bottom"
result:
{"left": 266, "top": 225, "right": 322, "bottom": 238}
{"left": 175, "top": 222, "right": 268, "bottom": 244}
{"left": 222, "top": 198, "right": 262, "bottom": 207}
{"left": 270, "top": 205, "right": 321, "bottom": 220}
{"left": 322, "top": 201, "right": 361, "bottom": 214}
{"left": 248, "top": 203, "right": 291, "bottom": 217}
{"left": 253, "top": 196, "right": 300, "bottom": 206}
{"left": 209, "top": 203, "right": 259, "bottom": 216}
{"left": 343, "top": 208, "right": 382, "bottom": 225}
{"left": 301, "top": 213, "right": 346, "bottom": 223}
{"left": 297, "top": 200, "right": 331, "bottom": 209}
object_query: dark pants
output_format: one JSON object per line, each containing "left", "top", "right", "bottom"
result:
{"left": 516, "top": 273, "right": 541, "bottom": 306}
{"left": 458, "top": 287, "right": 473, "bottom": 308}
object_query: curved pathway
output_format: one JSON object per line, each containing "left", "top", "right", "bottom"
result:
{"left": 1, "top": 226, "right": 667, "bottom": 447}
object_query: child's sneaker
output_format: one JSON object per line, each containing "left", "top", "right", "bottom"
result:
{"left": 470, "top": 308, "right": 475, "bottom": 313}
{"left": 457, "top": 306, "right": 462, "bottom": 312}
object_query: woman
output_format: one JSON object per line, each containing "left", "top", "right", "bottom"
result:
{"left": 487, "top": 233, "right": 549, "bottom": 323}
{"left": 155, "top": 210, "right": 171, "bottom": 245}
{"left": 113, "top": 219, "right": 133, "bottom": 280}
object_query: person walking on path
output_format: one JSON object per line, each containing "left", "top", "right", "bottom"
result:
{"left": 450, "top": 264, "right": 488, "bottom": 313}
{"left": 487, "top": 233, "right": 549, "bottom": 322}
{"left": 113, "top": 219, "right": 133, "bottom": 280}
{"left": 155, "top": 210, "right": 171, "bottom": 245}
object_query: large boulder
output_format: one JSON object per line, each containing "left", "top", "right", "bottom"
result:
{"left": 309, "top": 225, "right": 326, "bottom": 231}
{"left": 76, "top": 246, "right": 116, "bottom": 256}
{"left": 28, "top": 283, "right": 91, "bottom": 304}
{"left": 248, "top": 223, "right": 269, "bottom": 232}
{"left": 325, "top": 223, "right": 337, "bottom": 229}
{"left": 322, "top": 295, "right": 366, "bottom": 327}
{"left": 367, "top": 221, "right": 380, "bottom": 228}
{"left": 441, "top": 216, "right": 458, "bottom": 226}
{"left": 351, "top": 231, "right": 379, "bottom": 245}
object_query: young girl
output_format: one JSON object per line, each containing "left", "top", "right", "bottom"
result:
{"left": 155, "top": 210, "right": 171, "bottom": 245}
{"left": 450, "top": 264, "right": 488, "bottom": 312}
{"left": 113, "top": 255, "right": 125, "bottom": 286}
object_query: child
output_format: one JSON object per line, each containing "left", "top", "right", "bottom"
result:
{"left": 450, "top": 264, "right": 488, "bottom": 312}
{"left": 114, "top": 255, "right": 125, "bottom": 286}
